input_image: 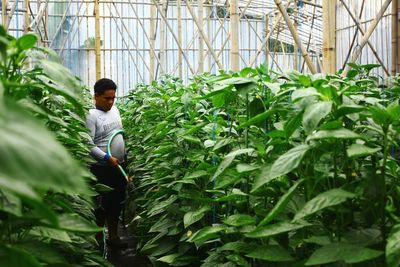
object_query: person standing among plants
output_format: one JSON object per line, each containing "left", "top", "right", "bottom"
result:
{"left": 86, "top": 78, "right": 128, "bottom": 249}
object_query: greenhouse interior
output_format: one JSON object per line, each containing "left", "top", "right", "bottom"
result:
{"left": 1, "top": 0, "right": 400, "bottom": 266}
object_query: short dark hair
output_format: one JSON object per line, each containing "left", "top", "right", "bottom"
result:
{"left": 94, "top": 78, "right": 117, "bottom": 95}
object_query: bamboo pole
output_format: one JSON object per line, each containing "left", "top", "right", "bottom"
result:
{"left": 6, "top": 1, "right": 17, "bottom": 30}
{"left": 198, "top": 0, "right": 204, "bottom": 73}
{"left": 206, "top": 0, "right": 211, "bottom": 72}
{"left": 294, "top": 2, "right": 298, "bottom": 70}
{"left": 2, "top": 0, "right": 8, "bottom": 26}
{"left": 340, "top": 0, "right": 389, "bottom": 76}
{"left": 177, "top": 0, "right": 183, "bottom": 78}
{"left": 150, "top": 1, "right": 156, "bottom": 81}
{"left": 397, "top": 0, "right": 400, "bottom": 72}
{"left": 94, "top": 0, "right": 101, "bottom": 80}
{"left": 151, "top": 0, "right": 195, "bottom": 74}
{"left": 274, "top": 0, "right": 317, "bottom": 73}
{"left": 159, "top": 0, "right": 166, "bottom": 76}
{"left": 392, "top": 0, "right": 398, "bottom": 75}
{"left": 322, "top": 0, "right": 336, "bottom": 74}
{"left": 265, "top": 14, "right": 269, "bottom": 66}
{"left": 230, "top": 0, "right": 239, "bottom": 71}
{"left": 185, "top": 0, "right": 223, "bottom": 69}
{"left": 342, "top": 0, "right": 392, "bottom": 77}
{"left": 24, "top": 0, "right": 29, "bottom": 32}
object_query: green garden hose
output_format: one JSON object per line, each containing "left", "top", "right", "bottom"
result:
{"left": 107, "top": 129, "right": 129, "bottom": 183}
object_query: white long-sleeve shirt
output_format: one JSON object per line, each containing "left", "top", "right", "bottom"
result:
{"left": 86, "top": 106, "right": 125, "bottom": 165}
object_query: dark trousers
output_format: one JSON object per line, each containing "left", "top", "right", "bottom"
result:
{"left": 90, "top": 165, "right": 127, "bottom": 226}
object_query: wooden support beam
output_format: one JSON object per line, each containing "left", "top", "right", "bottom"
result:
{"left": 340, "top": 0, "right": 389, "bottom": 76}
{"left": 294, "top": 2, "right": 299, "bottom": 70}
{"left": 6, "top": 1, "right": 17, "bottom": 30}
{"left": 150, "top": 2, "right": 156, "bottom": 81}
{"left": 274, "top": 0, "right": 317, "bottom": 74}
{"left": 322, "top": 0, "right": 336, "bottom": 74}
{"left": 265, "top": 14, "right": 269, "bottom": 66}
{"left": 178, "top": 0, "right": 183, "bottom": 78}
{"left": 230, "top": 0, "right": 239, "bottom": 71}
{"left": 24, "top": 0, "right": 30, "bottom": 32}
{"left": 198, "top": 0, "right": 204, "bottom": 73}
{"left": 94, "top": 0, "right": 101, "bottom": 80}
{"left": 397, "top": 0, "right": 400, "bottom": 72}
{"left": 2, "top": 0, "right": 8, "bottom": 26}
{"left": 342, "top": 0, "right": 392, "bottom": 77}
{"left": 159, "top": 0, "right": 166, "bottom": 76}
{"left": 392, "top": 0, "right": 398, "bottom": 75}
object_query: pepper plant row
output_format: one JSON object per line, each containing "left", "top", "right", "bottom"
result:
{"left": 122, "top": 64, "right": 400, "bottom": 266}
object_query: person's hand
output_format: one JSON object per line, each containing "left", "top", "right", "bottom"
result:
{"left": 107, "top": 156, "right": 119, "bottom": 167}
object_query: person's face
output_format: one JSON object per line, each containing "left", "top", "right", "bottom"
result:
{"left": 95, "top": 89, "right": 116, "bottom": 111}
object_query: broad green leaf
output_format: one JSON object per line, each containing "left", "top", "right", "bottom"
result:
{"left": 58, "top": 213, "right": 101, "bottom": 233}
{"left": 246, "top": 245, "right": 294, "bottom": 262}
{"left": 17, "top": 33, "right": 38, "bottom": 50}
{"left": 303, "top": 236, "right": 331, "bottom": 245}
{"left": 294, "top": 189, "right": 355, "bottom": 221}
{"left": 147, "top": 195, "right": 178, "bottom": 217}
{"left": 292, "top": 87, "right": 319, "bottom": 102}
{"left": 0, "top": 101, "right": 89, "bottom": 195}
{"left": 236, "top": 163, "right": 259, "bottom": 173}
{"left": 346, "top": 144, "right": 381, "bottom": 158}
{"left": 386, "top": 225, "right": 400, "bottom": 267}
{"left": 16, "top": 241, "right": 66, "bottom": 264}
{"left": 157, "top": 253, "right": 181, "bottom": 264}
{"left": 224, "top": 214, "right": 256, "bottom": 227}
{"left": 245, "top": 221, "right": 311, "bottom": 238}
{"left": 284, "top": 110, "right": 303, "bottom": 139}
{"left": 182, "top": 135, "right": 202, "bottom": 144}
{"left": 184, "top": 170, "right": 209, "bottom": 180}
{"left": 306, "top": 128, "right": 362, "bottom": 141}
{"left": 184, "top": 206, "right": 211, "bottom": 228}
{"left": 239, "top": 109, "right": 277, "bottom": 129}
{"left": 0, "top": 189, "right": 22, "bottom": 217}
{"left": 305, "top": 243, "right": 383, "bottom": 265}
{"left": 0, "top": 244, "right": 42, "bottom": 267}
{"left": 220, "top": 241, "right": 254, "bottom": 253}
{"left": 201, "top": 85, "right": 232, "bottom": 99}
{"left": 30, "top": 227, "right": 72, "bottom": 242}
{"left": 212, "top": 148, "right": 255, "bottom": 181}
{"left": 259, "top": 179, "right": 303, "bottom": 226}
{"left": 215, "top": 188, "right": 247, "bottom": 202}
{"left": 302, "top": 102, "right": 332, "bottom": 134}
{"left": 263, "top": 81, "right": 280, "bottom": 95}
{"left": 212, "top": 93, "right": 226, "bottom": 108}
{"left": 225, "top": 148, "right": 255, "bottom": 158}
{"left": 213, "top": 138, "right": 233, "bottom": 151}
{"left": 369, "top": 106, "right": 393, "bottom": 127}
{"left": 252, "top": 145, "right": 310, "bottom": 192}
{"left": 188, "top": 225, "right": 225, "bottom": 246}
{"left": 226, "top": 254, "right": 251, "bottom": 267}
{"left": 299, "top": 74, "right": 312, "bottom": 87}
{"left": 204, "top": 140, "right": 216, "bottom": 148}
{"left": 212, "top": 156, "right": 235, "bottom": 181}
{"left": 336, "top": 104, "right": 365, "bottom": 117}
